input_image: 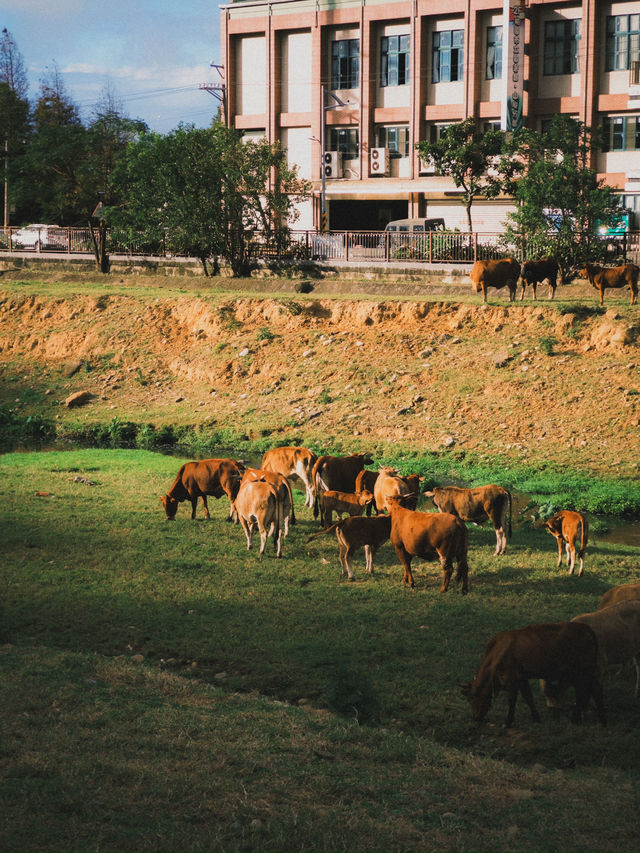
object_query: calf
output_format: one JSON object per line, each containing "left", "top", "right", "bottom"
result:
{"left": 461, "top": 621, "right": 605, "bottom": 727}
{"left": 312, "top": 452, "right": 374, "bottom": 521}
{"left": 599, "top": 581, "right": 640, "bottom": 611}
{"left": 233, "top": 477, "right": 282, "bottom": 557}
{"left": 424, "top": 484, "right": 512, "bottom": 555}
{"left": 520, "top": 256, "right": 561, "bottom": 300}
{"left": 319, "top": 489, "right": 375, "bottom": 527}
{"left": 544, "top": 510, "right": 588, "bottom": 576}
{"left": 388, "top": 498, "right": 469, "bottom": 592}
{"left": 355, "top": 470, "right": 379, "bottom": 515}
{"left": 579, "top": 263, "right": 639, "bottom": 306}
{"left": 307, "top": 514, "right": 392, "bottom": 580}
{"left": 470, "top": 258, "right": 521, "bottom": 303}
{"left": 542, "top": 601, "right": 640, "bottom": 704}
{"left": 161, "top": 458, "right": 243, "bottom": 520}
{"left": 260, "top": 445, "right": 317, "bottom": 508}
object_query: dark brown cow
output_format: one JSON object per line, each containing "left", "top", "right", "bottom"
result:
{"left": 312, "top": 452, "right": 374, "bottom": 525}
{"left": 307, "top": 514, "right": 392, "bottom": 580}
{"left": 388, "top": 498, "right": 469, "bottom": 592}
{"left": 461, "top": 621, "right": 605, "bottom": 727}
{"left": 161, "top": 458, "right": 243, "bottom": 520}
{"left": 520, "top": 256, "right": 561, "bottom": 300}
{"left": 260, "top": 446, "right": 317, "bottom": 509}
{"left": 579, "top": 263, "right": 639, "bottom": 306}
{"left": 470, "top": 258, "right": 521, "bottom": 303}
{"left": 545, "top": 510, "right": 588, "bottom": 576}
{"left": 424, "top": 484, "right": 512, "bottom": 555}
{"left": 599, "top": 581, "right": 640, "bottom": 611}
{"left": 355, "top": 469, "right": 379, "bottom": 515}
{"left": 232, "top": 467, "right": 295, "bottom": 535}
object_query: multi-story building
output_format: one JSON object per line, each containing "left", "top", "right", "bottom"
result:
{"left": 220, "top": 0, "right": 640, "bottom": 232}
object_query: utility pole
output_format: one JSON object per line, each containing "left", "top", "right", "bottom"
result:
{"left": 3, "top": 136, "right": 8, "bottom": 229}
{"left": 199, "top": 63, "right": 226, "bottom": 123}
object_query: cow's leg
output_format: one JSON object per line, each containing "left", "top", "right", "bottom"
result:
{"left": 599, "top": 286, "right": 605, "bottom": 306}
{"left": 631, "top": 282, "right": 638, "bottom": 306}
{"left": 577, "top": 549, "right": 585, "bottom": 576}
{"left": 190, "top": 498, "right": 198, "bottom": 520}
{"left": 517, "top": 678, "right": 540, "bottom": 723}
{"left": 439, "top": 557, "right": 453, "bottom": 593}
{"left": 505, "top": 683, "right": 520, "bottom": 727}
{"left": 240, "top": 517, "right": 253, "bottom": 550}
{"left": 494, "top": 527, "right": 503, "bottom": 556}
{"left": 482, "top": 283, "right": 488, "bottom": 303}
{"left": 273, "top": 518, "right": 282, "bottom": 558}
{"left": 201, "top": 495, "right": 211, "bottom": 520}
{"left": 393, "top": 544, "right": 415, "bottom": 587}
{"left": 520, "top": 281, "right": 526, "bottom": 300}
{"left": 532, "top": 281, "right": 537, "bottom": 300}
{"left": 508, "top": 282, "right": 516, "bottom": 302}
{"left": 566, "top": 542, "right": 575, "bottom": 574}
{"left": 555, "top": 536, "right": 563, "bottom": 567}
{"left": 364, "top": 544, "right": 374, "bottom": 574}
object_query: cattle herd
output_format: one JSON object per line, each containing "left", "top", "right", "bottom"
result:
{"left": 161, "top": 446, "right": 640, "bottom": 729}
{"left": 469, "top": 255, "right": 640, "bottom": 304}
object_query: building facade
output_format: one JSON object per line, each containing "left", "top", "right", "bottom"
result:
{"left": 221, "top": 0, "right": 640, "bottom": 232}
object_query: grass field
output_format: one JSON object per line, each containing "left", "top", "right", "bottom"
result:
{"left": 2, "top": 448, "right": 640, "bottom": 851}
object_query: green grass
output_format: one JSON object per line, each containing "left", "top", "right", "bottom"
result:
{"left": 2, "top": 448, "right": 640, "bottom": 850}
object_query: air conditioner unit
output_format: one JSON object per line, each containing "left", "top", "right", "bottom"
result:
{"left": 324, "top": 151, "right": 342, "bottom": 178}
{"left": 370, "top": 147, "right": 391, "bottom": 176}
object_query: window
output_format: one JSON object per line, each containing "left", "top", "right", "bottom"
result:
{"left": 606, "top": 15, "right": 640, "bottom": 71}
{"left": 381, "top": 34, "right": 410, "bottom": 86}
{"left": 331, "top": 39, "right": 359, "bottom": 90}
{"left": 486, "top": 26, "right": 503, "bottom": 79}
{"left": 376, "top": 125, "right": 409, "bottom": 157}
{"left": 433, "top": 29, "right": 464, "bottom": 83}
{"left": 483, "top": 121, "right": 501, "bottom": 132}
{"left": 429, "top": 123, "right": 452, "bottom": 143}
{"left": 601, "top": 115, "right": 640, "bottom": 151}
{"left": 544, "top": 20, "right": 581, "bottom": 75}
{"left": 329, "top": 127, "right": 359, "bottom": 159}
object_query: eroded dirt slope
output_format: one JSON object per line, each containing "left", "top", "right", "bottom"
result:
{"left": 2, "top": 287, "right": 640, "bottom": 476}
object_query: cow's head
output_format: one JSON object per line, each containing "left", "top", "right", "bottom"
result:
{"left": 470, "top": 279, "right": 481, "bottom": 293}
{"left": 544, "top": 515, "right": 561, "bottom": 537}
{"left": 460, "top": 681, "right": 492, "bottom": 722}
{"left": 358, "top": 490, "right": 375, "bottom": 507}
{"left": 161, "top": 494, "right": 178, "bottom": 520}
{"left": 360, "top": 452, "right": 375, "bottom": 466}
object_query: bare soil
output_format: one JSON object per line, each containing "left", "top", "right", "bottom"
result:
{"left": 2, "top": 271, "right": 640, "bottom": 477}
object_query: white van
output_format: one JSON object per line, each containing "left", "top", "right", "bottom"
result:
{"left": 383, "top": 217, "right": 446, "bottom": 234}
{"left": 380, "top": 217, "right": 446, "bottom": 257}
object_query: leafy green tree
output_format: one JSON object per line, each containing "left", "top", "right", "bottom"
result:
{"left": 416, "top": 118, "right": 515, "bottom": 232}
{"left": 504, "top": 115, "right": 618, "bottom": 272}
{"left": 109, "top": 122, "right": 310, "bottom": 276}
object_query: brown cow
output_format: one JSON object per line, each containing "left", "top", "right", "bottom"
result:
{"left": 232, "top": 467, "right": 295, "bottom": 536}
{"left": 424, "top": 484, "right": 512, "bottom": 555}
{"left": 579, "top": 263, "right": 639, "bottom": 306}
{"left": 374, "top": 467, "right": 413, "bottom": 514}
{"left": 544, "top": 510, "right": 588, "bottom": 576}
{"left": 599, "top": 581, "right": 640, "bottom": 611}
{"left": 461, "top": 621, "right": 606, "bottom": 727}
{"left": 307, "top": 514, "right": 392, "bottom": 580}
{"left": 388, "top": 498, "right": 469, "bottom": 592}
{"left": 312, "top": 453, "right": 374, "bottom": 524}
{"left": 520, "top": 256, "right": 561, "bottom": 300}
{"left": 319, "top": 489, "right": 375, "bottom": 527}
{"left": 470, "top": 258, "right": 521, "bottom": 303}
{"left": 233, "top": 477, "right": 282, "bottom": 557}
{"left": 260, "top": 446, "right": 317, "bottom": 509}
{"left": 542, "top": 601, "right": 640, "bottom": 704}
{"left": 161, "top": 458, "right": 243, "bottom": 520}
{"left": 355, "top": 470, "right": 379, "bottom": 515}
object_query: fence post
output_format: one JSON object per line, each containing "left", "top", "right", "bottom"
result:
{"left": 345, "top": 231, "right": 350, "bottom": 262}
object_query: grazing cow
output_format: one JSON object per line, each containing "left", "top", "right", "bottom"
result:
{"left": 423, "top": 484, "right": 512, "bottom": 555}
{"left": 599, "top": 581, "right": 640, "bottom": 611}
{"left": 233, "top": 477, "right": 282, "bottom": 557}
{"left": 579, "top": 263, "right": 639, "bottom": 306}
{"left": 307, "top": 514, "right": 392, "bottom": 580}
{"left": 520, "top": 256, "right": 561, "bottom": 300}
{"left": 319, "top": 489, "right": 375, "bottom": 528}
{"left": 232, "top": 467, "right": 295, "bottom": 536}
{"left": 387, "top": 498, "right": 469, "bottom": 592}
{"left": 542, "top": 601, "right": 640, "bottom": 705}
{"left": 355, "top": 470, "right": 379, "bottom": 515}
{"left": 161, "top": 458, "right": 244, "bottom": 520}
{"left": 470, "top": 258, "right": 521, "bottom": 303}
{"left": 312, "top": 453, "right": 374, "bottom": 523}
{"left": 461, "top": 621, "right": 605, "bottom": 727}
{"left": 260, "top": 446, "right": 317, "bottom": 509}
{"left": 544, "top": 510, "right": 588, "bottom": 576}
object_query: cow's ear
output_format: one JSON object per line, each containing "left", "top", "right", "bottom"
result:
{"left": 418, "top": 476, "right": 425, "bottom": 482}
{"left": 423, "top": 490, "right": 434, "bottom": 498}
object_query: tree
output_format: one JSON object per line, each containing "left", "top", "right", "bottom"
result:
{"left": 416, "top": 118, "right": 515, "bottom": 232}
{"left": 504, "top": 116, "right": 619, "bottom": 272}
{"left": 109, "top": 122, "right": 310, "bottom": 276}
{"left": 0, "top": 29, "right": 29, "bottom": 227}
{"left": 0, "top": 28, "right": 28, "bottom": 99}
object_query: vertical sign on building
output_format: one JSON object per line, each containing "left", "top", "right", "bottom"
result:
{"left": 501, "top": 0, "right": 527, "bottom": 132}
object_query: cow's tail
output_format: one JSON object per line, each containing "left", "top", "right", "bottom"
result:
{"left": 311, "top": 456, "right": 326, "bottom": 520}
{"left": 283, "top": 476, "right": 296, "bottom": 526}
{"left": 306, "top": 519, "right": 345, "bottom": 543}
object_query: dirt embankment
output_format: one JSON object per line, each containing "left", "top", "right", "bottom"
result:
{"left": 2, "top": 287, "right": 640, "bottom": 476}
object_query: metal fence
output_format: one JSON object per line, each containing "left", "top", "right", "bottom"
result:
{"left": 2, "top": 225, "right": 639, "bottom": 266}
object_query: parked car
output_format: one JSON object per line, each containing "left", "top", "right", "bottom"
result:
{"left": 12, "top": 224, "right": 66, "bottom": 250}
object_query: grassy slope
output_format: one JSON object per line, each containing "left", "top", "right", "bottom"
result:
{"left": 2, "top": 448, "right": 640, "bottom": 851}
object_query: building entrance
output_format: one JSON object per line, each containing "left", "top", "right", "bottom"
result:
{"left": 329, "top": 199, "right": 408, "bottom": 231}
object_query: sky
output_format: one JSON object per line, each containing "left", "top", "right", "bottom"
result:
{"left": 1, "top": 0, "right": 223, "bottom": 133}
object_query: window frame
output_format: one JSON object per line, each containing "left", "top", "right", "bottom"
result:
{"left": 376, "top": 125, "right": 410, "bottom": 158}
{"left": 432, "top": 29, "right": 464, "bottom": 83}
{"left": 606, "top": 14, "right": 640, "bottom": 71}
{"left": 331, "top": 38, "right": 360, "bottom": 90}
{"left": 543, "top": 18, "right": 581, "bottom": 76}
{"left": 328, "top": 127, "right": 360, "bottom": 159}
{"left": 601, "top": 115, "right": 640, "bottom": 152}
{"left": 486, "top": 25, "right": 503, "bottom": 80}
{"left": 381, "top": 34, "right": 410, "bottom": 87}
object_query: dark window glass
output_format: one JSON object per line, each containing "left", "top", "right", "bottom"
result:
{"left": 329, "top": 127, "right": 359, "bottom": 158}
{"left": 331, "top": 39, "right": 360, "bottom": 89}
{"left": 606, "top": 15, "right": 640, "bottom": 71}
{"left": 377, "top": 125, "right": 409, "bottom": 157}
{"left": 433, "top": 29, "right": 464, "bottom": 83}
{"left": 381, "top": 33, "right": 410, "bottom": 86}
{"left": 543, "top": 19, "right": 581, "bottom": 75}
